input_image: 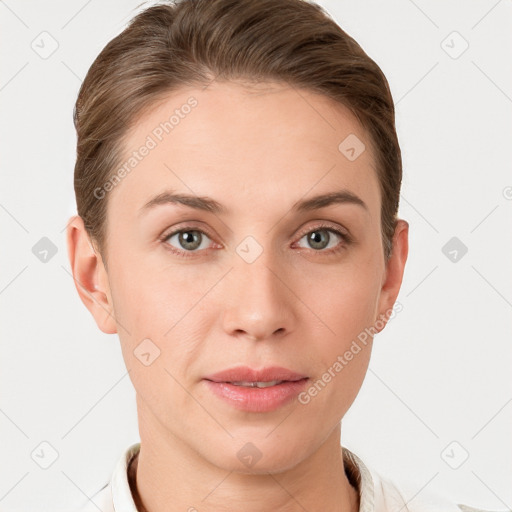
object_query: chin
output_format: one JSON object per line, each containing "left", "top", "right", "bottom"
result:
{"left": 206, "top": 436, "right": 311, "bottom": 475}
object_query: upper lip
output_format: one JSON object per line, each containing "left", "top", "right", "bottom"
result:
{"left": 203, "top": 366, "right": 308, "bottom": 383}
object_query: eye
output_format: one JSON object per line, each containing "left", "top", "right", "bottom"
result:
{"left": 294, "top": 223, "right": 351, "bottom": 254}
{"left": 160, "top": 227, "right": 215, "bottom": 257}
{"left": 159, "top": 222, "right": 352, "bottom": 258}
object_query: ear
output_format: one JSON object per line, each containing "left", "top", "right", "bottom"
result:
{"left": 374, "top": 219, "right": 409, "bottom": 333}
{"left": 66, "top": 215, "right": 117, "bottom": 334}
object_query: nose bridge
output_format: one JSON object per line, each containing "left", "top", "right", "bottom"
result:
{"left": 221, "top": 237, "right": 295, "bottom": 341}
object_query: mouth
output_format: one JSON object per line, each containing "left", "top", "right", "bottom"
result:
{"left": 226, "top": 379, "right": 295, "bottom": 388}
{"left": 202, "top": 366, "right": 309, "bottom": 412}
{"left": 203, "top": 365, "right": 308, "bottom": 384}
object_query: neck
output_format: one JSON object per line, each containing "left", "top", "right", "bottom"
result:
{"left": 129, "top": 425, "right": 359, "bottom": 512}
{"left": 128, "top": 450, "right": 146, "bottom": 512}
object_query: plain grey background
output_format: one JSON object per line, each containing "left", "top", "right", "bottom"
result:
{"left": 1, "top": 1, "right": 511, "bottom": 511}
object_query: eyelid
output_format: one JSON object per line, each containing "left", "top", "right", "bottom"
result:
{"left": 159, "top": 222, "right": 216, "bottom": 242}
{"left": 295, "top": 221, "right": 352, "bottom": 243}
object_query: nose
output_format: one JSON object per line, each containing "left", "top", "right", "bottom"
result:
{"left": 221, "top": 247, "right": 297, "bottom": 342}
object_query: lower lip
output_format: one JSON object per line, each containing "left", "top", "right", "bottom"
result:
{"left": 204, "top": 379, "right": 309, "bottom": 413}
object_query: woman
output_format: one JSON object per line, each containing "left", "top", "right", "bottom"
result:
{"left": 67, "top": 0, "right": 495, "bottom": 510}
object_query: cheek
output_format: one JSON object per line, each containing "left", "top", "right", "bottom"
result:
{"left": 108, "top": 250, "right": 197, "bottom": 335}
{"left": 296, "top": 259, "right": 379, "bottom": 402}
{"left": 300, "top": 261, "right": 380, "bottom": 343}
{"left": 108, "top": 256, "right": 211, "bottom": 378}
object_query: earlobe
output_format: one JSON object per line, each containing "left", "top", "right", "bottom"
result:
{"left": 375, "top": 219, "right": 409, "bottom": 333}
{"left": 66, "top": 215, "right": 118, "bottom": 334}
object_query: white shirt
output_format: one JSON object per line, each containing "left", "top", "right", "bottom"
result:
{"left": 76, "top": 442, "right": 497, "bottom": 512}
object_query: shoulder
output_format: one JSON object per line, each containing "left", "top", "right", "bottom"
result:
{"left": 458, "top": 507, "right": 509, "bottom": 512}
{"left": 376, "top": 476, "right": 506, "bottom": 512}
{"left": 343, "top": 447, "right": 509, "bottom": 512}
{"left": 74, "top": 482, "right": 113, "bottom": 512}
{"left": 72, "top": 442, "right": 140, "bottom": 512}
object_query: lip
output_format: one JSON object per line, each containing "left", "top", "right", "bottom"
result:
{"left": 203, "top": 366, "right": 309, "bottom": 413}
{"left": 203, "top": 365, "right": 308, "bottom": 383}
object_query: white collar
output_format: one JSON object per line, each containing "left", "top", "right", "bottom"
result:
{"left": 80, "top": 442, "right": 475, "bottom": 512}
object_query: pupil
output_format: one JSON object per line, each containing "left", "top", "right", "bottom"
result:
{"left": 180, "top": 231, "right": 200, "bottom": 250}
{"left": 309, "top": 230, "right": 328, "bottom": 249}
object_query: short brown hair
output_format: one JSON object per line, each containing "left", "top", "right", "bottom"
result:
{"left": 73, "top": 0, "right": 402, "bottom": 263}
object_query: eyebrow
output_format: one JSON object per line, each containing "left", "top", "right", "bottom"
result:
{"left": 139, "top": 188, "right": 368, "bottom": 216}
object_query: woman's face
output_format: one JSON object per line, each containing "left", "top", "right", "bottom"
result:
{"left": 75, "top": 80, "right": 408, "bottom": 472}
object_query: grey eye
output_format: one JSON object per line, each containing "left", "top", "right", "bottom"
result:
{"left": 166, "top": 230, "right": 211, "bottom": 251}
{"left": 297, "top": 228, "right": 343, "bottom": 251}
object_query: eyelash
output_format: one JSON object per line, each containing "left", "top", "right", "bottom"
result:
{"left": 158, "top": 222, "right": 352, "bottom": 259}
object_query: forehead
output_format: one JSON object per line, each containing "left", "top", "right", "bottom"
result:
{"left": 108, "top": 81, "right": 380, "bottom": 220}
